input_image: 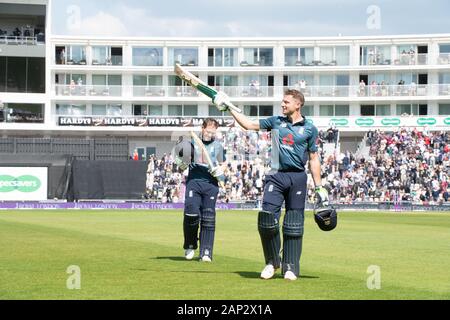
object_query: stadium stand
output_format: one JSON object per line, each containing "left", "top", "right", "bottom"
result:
{"left": 144, "top": 128, "right": 450, "bottom": 205}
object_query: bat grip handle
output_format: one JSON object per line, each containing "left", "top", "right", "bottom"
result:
{"left": 224, "top": 101, "right": 242, "bottom": 113}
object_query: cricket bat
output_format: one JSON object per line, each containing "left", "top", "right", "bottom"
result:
{"left": 174, "top": 63, "right": 242, "bottom": 113}
{"left": 190, "top": 131, "right": 225, "bottom": 189}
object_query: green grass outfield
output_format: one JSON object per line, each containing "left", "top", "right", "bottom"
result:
{"left": 1, "top": 210, "right": 449, "bottom": 300}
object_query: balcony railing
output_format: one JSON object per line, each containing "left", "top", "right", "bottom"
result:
{"left": 0, "top": 35, "right": 43, "bottom": 45}
{"left": 53, "top": 84, "right": 450, "bottom": 98}
{"left": 393, "top": 53, "right": 428, "bottom": 66}
{"left": 438, "top": 53, "right": 450, "bottom": 65}
{"left": 362, "top": 53, "right": 429, "bottom": 66}
{"left": 91, "top": 56, "right": 123, "bottom": 66}
{"left": 54, "top": 85, "right": 122, "bottom": 97}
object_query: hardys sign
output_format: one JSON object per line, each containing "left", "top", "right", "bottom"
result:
{"left": 59, "top": 117, "right": 236, "bottom": 127}
{"left": 0, "top": 167, "right": 48, "bottom": 201}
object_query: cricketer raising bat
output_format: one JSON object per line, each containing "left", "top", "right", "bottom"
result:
{"left": 174, "top": 63, "right": 242, "bottom": 113}
{"left": 190, "top": 130, "right": 225, "bottom": 189}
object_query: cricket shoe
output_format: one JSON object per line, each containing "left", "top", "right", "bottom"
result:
{"left": 284, "top": 271, "right": 297, "bottom": 281}
{"left": 185, "top": 249, "right": 195, "bottom": 260}
{"left": 201, "top": 255, "right": 212, "bottom": 262}
{"left": 260, "top": 264, "right": 277, "bottom": 279}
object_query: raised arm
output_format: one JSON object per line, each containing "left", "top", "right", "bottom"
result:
{"left": 213, "top": 92, "right": 259, "bottom": 131}
{"left": 229, "top": 108, "right": 260, "bottom": 131}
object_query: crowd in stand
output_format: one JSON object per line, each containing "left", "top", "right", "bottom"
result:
{"left": 144, "top": 127, "right": 450, "bottom": 205}
{"left": 313, "top": 128, "right": 450, "bottom": 204}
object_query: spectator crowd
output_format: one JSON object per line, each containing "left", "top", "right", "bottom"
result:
{"left": 144, "top": 127, "right": 450, "bottom": 205}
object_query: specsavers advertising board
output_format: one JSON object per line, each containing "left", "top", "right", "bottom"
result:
{"left": 0, "top": 167, "right": 48, "bottom": 200}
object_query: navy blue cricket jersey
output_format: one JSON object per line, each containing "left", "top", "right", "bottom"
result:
{"left": 259, "top": 116, "right": 318, "bottom": 172}
{"left": 187, "top": 137, "right": 224, "bottom": 184}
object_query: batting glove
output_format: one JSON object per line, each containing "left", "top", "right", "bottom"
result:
{"left": 212, "top": 91, "right": 230, "bottom": 112}
{"left": 315, "top": 186, "right": 329, "bottom": 207}
{"left": 209, "top": 166, "right": 224, "bottom": 179}
{"left": 174, "top": 156, "right": 188, "bottom": 171}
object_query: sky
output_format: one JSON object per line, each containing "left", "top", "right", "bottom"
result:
{"left": 51, "top": 0, "right": 450, "bottom": 37}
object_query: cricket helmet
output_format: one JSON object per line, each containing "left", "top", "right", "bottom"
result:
{"left": 314, "top": 206, "right": 338, "bottom": 231}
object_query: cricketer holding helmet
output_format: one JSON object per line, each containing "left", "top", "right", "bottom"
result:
{"left": 213, "top": 89, "right": 329, "bottom": 280}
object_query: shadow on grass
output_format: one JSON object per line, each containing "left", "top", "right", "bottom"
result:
{"left": 236, "top": 271, "right": 319, "bottom": 280}
{"left": 153, "top": 256, "right": 187, "bottom": 261}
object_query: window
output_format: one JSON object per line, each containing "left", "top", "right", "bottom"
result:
{"left": 133, "top": 104, "right": 146, "bottom": 116}
{"left": 149, "top": 105, "right": 163, "bottom": 116}
{"left": 361, "top": 45, "right": 391, "bottom": 65}
{"left": 396, "top": 104, "right": 419, "bottom": 116}
{"left": 92, "top": 46, "right": 108, "bottom": 65}
{"left": 319, "top": 105, "right": 348, "bottom": 116}
{"left": 244, "top": 105, "right": 273, "bottom": 117}
{"left": 439, "top": 44, "right": 450, "bottom": 53}
{"left": 284, "top": 47, "right": 314, "bottom": 66}
{"left": 168, "top": 105, "right": 198, "bottom": 116}
{"left": 209, "top": 105, "right": 225, "bottom": 117}
{"left": 334, "top": 105, "right": 350, "bottom": 116}
{"left": 319, "top": 105, "right": 334, "bottom": 117}
{"left": 259, "top": 105, "right": 273, "bottom": 117}
{"left": 361, "top": 105, "right": 375, "bottom": 116}
{"left": 133, "top": 75, "right": 163, "bottom": 96}
{"left": 6, "top": 57, "right": 26, "bottom": 92}
{"left": 395, "top": 72, "right": 418, "bottom": 85}
{"left": 335, "top": 46, "right": 350, "bottom": 65}
{"left": 439, "top": 104, "right": 450, "bottom": 115}
{"left": 207, "top": 75, "right": 238, "bottom": 95}
{"left": 133, "top": 104, "right": 162, "bottom": 116}
{"left": 320, "top": 47, "right": 333, "bottom": 64}
{"left": 92, "top": 104, "right": 122, "bottom": 116}
{"left": 319, "top": 46, "right": 349, "bottom": 65}
{"left": 397, "top": 45, "right": 418, "bottom": 65}
{"left": 168, "top": 105, "right": 182, "bottom": 116}
{"left": 56, "top": 104, "right": 86, "bottom": 116}
{"left": 2, "top": 57, "right": 46, "bottom": 93}
{"left": 169, "top": 47, "right": 198, "bottom": 66}
{"left": 375, "top": 105, "right": 391, "bottom": 116}
{"left": 439, "top": 73, "right": 450, "bottom": 84}
{"left": 285, "top": 74, "right": 314, "bottom": 88}
{"left": 92, "top": 104, "right": 107, "bottom": 115}
{"left": 244, "top": 105, "right": 258, "bottom": 117}
{"left": 368, "top": 73, "right": 391, "bottom": 84}
{"left": 1, "top": 103, "right": 44, "bottom": 123}
{"left": 132, "top": 47, "right": 163, "bottom": 66}
{"left": 67, "top": 45, "right": 86, "bottom": 65}
{"left": 242, "top": 48, "right": 273, "bottom": 66}
{"left": 184, "top": 105, "right": 198, "bottom": 116}
{"left": 107, "top": 104, "right": 122, "bottom": 116}
{"left": 27, "top": 57, "right": 45, "bottom": 93}
{"left": 302, "top": 105, "right": 314, "bottom": 117}
{"left": 0, "top": 56, "right": 5, "bottom": 92}
{"left": 208, "top": 47, "right": 238, "bottom": 66}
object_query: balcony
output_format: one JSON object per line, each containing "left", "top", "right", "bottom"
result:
{"left": 393, "top": 53, "right": 428, "bottom": 66}
{"left": 0, "top": 35, "right": 44, "bottom": 45}
{"left": 52, "top": 84, "right": 450, "bottom": 99}
{"left": 438, "top": 54, "right": 450, "bottom": 65}
{"left": 92, "top": 56, "right": 123, "bottom": 66}
{"left": 54, "top": 85, "right": 122, "bottom": 97}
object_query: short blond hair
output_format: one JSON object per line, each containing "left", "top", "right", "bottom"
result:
{"left": 284, "top": 89, "right": 305, "bottom": 107}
